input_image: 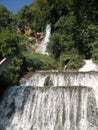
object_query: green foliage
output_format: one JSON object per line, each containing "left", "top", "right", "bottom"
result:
{"left": 16, "top": 1, "right": 49, "bottom": 32}
{"left": 54, "top": 13, "right": 76, "bottom": 33}
{"left": 46, "top": 0, "right": 73, "bottom": 23}
{"left": 0, "top": 30, "right": 26, "bottom": 57}
{"left": 24, "top": 53, "right": 57, "bottom": 71}
{"left": 0, "top": 5, "right": 17, "bottom": 33}
{"left": 74, "top": 23, "right": 98, "bottom": 59}
{"left": 8, "top": 57, "right": 23, "bottom": 84}
{"left": 48, "top": 33, "right": 67, "bottom": 59}
{"left": 0, "top": 0, "right": 98, "bottom": 85}
{"left": 73, "top": 0, "right": 97, "bottom": 23}
{"left": 0, "top": 5, "right": 11, "bottom": 28}
{"left": 16, "top": 0, "right": 73, "bottom": 31}
{"left": 59, "top": 49, "right": 83, "bottom": 70}
{"left": 66, "top": 56, "right": 83, "bottom": 70}
{"left": 2, "top": 57, "right": 23, "bottom": 85}
{"left": 92, "top": 48, "right": 98, "bottom": 63}
{"left": 92, "top": 33, "right": 98, "bottom": 62}
{"left": 48, "top": 14, "right": 76, "bottom": 60}
{"left": 16, "top": 5, "right": 34, "bottom": 27}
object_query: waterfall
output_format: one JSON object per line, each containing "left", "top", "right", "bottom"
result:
{"left": 36, "top": 24, "right": 51, "bottom": 55}
{"left": 0, "top": 86, "right": 98, "bottom": 130}
{"left": 22, "top": 71, "right": 98, "bottom": 105}
{"left": 0, "top": 71, "right": 98, "bottom": 130}
{"left": 79, "top": 59, "right": 98, "bottom": 72}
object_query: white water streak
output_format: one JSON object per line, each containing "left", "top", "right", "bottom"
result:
{"left": 36, "top": 24, "right": 51, "bottom": 55}
{"left": 1, "top": 71, "right": 98, "bottom": 130}
{"left": 0, "top": 86, "right": 96, "bottom": 130}
{"left": 22, "top": 72, "right": 98, "bottom": 108}
{"left": 79, "top": 59, "right": 98, "bottom": 72}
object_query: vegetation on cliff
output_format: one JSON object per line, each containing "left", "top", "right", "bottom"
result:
{"left": 0, "top": 0, "right": 98, "bottom": 84}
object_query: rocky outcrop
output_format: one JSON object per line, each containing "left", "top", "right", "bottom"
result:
{"left": 0, "top": 57, "right": 13, "bottom": 75}
{"left": 0, "top": 57, "right": 13, "bottom": 97}
{"left": 17, "top": 26, "right": 45, "bottom": 52}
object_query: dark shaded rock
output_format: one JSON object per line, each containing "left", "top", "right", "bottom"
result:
{"left": 0, "top": 75, "right": 11, "bottom": 98}
{"left": 44, "top": 76, "right": 53, "bottom": 86}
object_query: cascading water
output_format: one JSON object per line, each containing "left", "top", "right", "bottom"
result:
{"left": 79, "top": 59, "right": 98, "bottom": 72}
{"left": 36, "top": 24, "right": 51, "bottom": 55}
{"left": 0, "top": 85, "right": 98, "bottom": 130}
{"left": 1, "top": 71, "right": 98, "bottom": 130}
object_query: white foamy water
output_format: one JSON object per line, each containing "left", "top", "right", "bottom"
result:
{"left": 36, "top": 24, "right": 51, "bottom": 55}
{"left": 22, "top": 71, "right": 98, "bottom": 107}
{"left": 1, "top": 71, "right": 98, "bottom": 130}
{"left": 0, "top": 86, "right": 97, "bottom": 130}
{"left": 79, "top": 59, "right": 98, "bottom": 72}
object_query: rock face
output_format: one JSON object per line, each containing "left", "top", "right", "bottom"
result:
{"left": 17, "top": 25, "right": 45, "bottom": 52}
{"left": 0, "top": 57, "right": 13, "bottom": 97}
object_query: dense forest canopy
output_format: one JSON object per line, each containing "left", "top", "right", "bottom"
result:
{"left": 0, "top": 0, "right": 98, "bottom": 84}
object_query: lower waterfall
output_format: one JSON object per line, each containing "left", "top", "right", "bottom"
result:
{"left": 0, "top": 72, "right": 98, "bottom": 130}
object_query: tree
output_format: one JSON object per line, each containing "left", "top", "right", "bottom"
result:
{"left": 48, "top": 33, "right": 71, "bottom": 59}
{"left": 7, "top": 57, "right": 23, "bottom": 84}
{"left": 74, "top": 23, "right": 98, "bottom": 59}
{"left": 16, "top": 5, "right": 34, "bottom": 27}
{"left": 0, "top": 5, "right": 11, "bottom": 28}
{"left": 73, "top": 0, "right": 98, "bottom": 23}
{"left": 48, "top": 13, "right": 76, "bottom": 59}
{"left": 0, "top": 30, "right": 26, "bottom": 57}
{"left": 46, "top": 0, "right": 73, "bottom": 23}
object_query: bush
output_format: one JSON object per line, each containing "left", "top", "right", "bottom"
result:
{"left": 66, "top": 56, "right": 84, "bottom": 70}
{"left": 24, "top": 53, "right": 57, "bottom": 71}
{"left": 74, "top": 24, "right": 98, "bottom": 59}
{"left": 48, "top": 14, "right": 76, "bottom": 60}
{"left": 60, "top": 49, "right": 84, "bottom": 70}
{"left": 1, "top": 57, "right": 23, "bottom": 85}
{"left": 0, "top": 31, "right": 26, "bottom": 57}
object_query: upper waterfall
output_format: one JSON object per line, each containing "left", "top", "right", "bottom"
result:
{"left": 36, "top": 23, "right": 51, "bottom": 55}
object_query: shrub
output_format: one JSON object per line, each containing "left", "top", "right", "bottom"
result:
{"left": 6, "top": 57, "right": 23, "bottom": 84}
{"left": 60, "top": 49, "right": 84, "bottom": 70}
{"left": 24, "top": 53, "right": 57, "bottom": 71}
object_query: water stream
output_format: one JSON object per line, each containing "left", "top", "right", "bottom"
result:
{"left": 36, "top": 24, "right": 51, "bottom": 55}
{"left": 79, "top": 59, "right": 98, "bottom": 72}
